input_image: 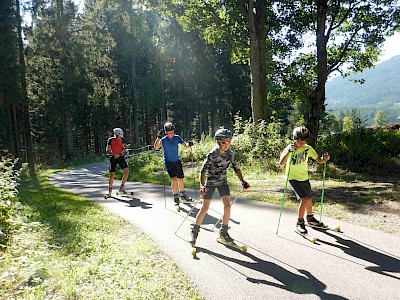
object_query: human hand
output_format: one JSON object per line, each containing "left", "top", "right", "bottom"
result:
{"left": 241, "top": 181, "right": 250, "bottom": 190}
{"left": 321, "top": 152, "right": 330, "bottom": 161}
{"left": 289, "top": 144, "right": 296, "bottom": 152}
{"left": 157, "top": 130, "right": 164, "bottom": 139}
{"left": 188, "top": 141, "right": 194, "bottom": 147}
{"left": 200, "top": 186, "right": 209, "bottom": 196}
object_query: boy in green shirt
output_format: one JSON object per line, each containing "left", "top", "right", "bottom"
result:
{"left": 279, "top": 126, "right": 330, "bottom": 234}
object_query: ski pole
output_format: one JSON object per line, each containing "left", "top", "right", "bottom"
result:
{"left": 276, "top": 152, "right": 294, "bottom": 235}
{"left": 319, "top": 160, "right": 327, "bottom": 222}
{"left": 174, "top": 198, "right": 202, "bottom": 235}
{"left": 212, "top": 187, "right": 244, "bottom": 231}
{"left": 191, "top": 147, "right": 197, "bottom": 201}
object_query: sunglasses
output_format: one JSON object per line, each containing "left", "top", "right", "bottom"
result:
{"left": 220, "top": 141, "right": 231, "bottom": 145}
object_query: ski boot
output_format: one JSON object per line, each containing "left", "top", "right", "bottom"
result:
{"left": 219, "top": 224, "right": 234, "bottom": 243}
{"left": 190, "top": 224, "right": 200, "bottom": 256}
{"left": 216, "top": 225, "right": 247, "bottom": 251}
{"left": 307, "top": 214, "right": 327, "bottom": 229}
{"left": 105, "top": 187, "right": 112, "bottom": 199}
{"left": 296, "top": 218, "right": 308, "bottom": 234}
{"left": 179, "top": 191, "right": 193, "bottom": 202}
{"left": 173, "top": 194, "right": 181, "bottom": 211}
{"left": 295, "top": 218, "right": 317, "bottom": 243}
{"left": 190, "top": 224, "right": 200, "bottom": 246}
{"left": 118, "top": 185, "right": 127, "bottom": 194}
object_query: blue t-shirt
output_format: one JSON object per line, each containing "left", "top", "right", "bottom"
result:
{"left": 161, "top": 135, "right": 184, "bottom": 162}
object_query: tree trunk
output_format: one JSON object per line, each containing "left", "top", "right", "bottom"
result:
{"left": 16, "top": 0, "right": 35, "bottom": 173}
{"left": 241, "top": 1, "right": 267, "bottom": 123}
{"left": 308, "top": 0, "right": 329, "bottom": 145}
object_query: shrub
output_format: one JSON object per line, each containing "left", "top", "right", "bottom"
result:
{"left": 317, "top": 128, "right": 400, "bottom": 175}
{"left": 0, "top": 150, "right": 20, "bottom": 248}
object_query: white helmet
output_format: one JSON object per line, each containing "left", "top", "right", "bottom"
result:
{"left": 113, "top": 128, "right": 124, "bottom": 137}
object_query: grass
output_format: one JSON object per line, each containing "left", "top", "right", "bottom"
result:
{"left": 0, "top": 169, "right": 203, "bottom": 300}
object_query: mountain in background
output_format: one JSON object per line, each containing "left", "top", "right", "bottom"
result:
{"left": 325, "top": 55, "right": 400, "bottom": 125}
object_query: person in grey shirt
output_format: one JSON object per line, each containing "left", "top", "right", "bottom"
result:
{"left": 190, "top": 128, "right": 250, "bottom": 246}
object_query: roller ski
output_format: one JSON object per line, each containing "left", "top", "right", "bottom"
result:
{"left": 295, "top": 219, "right": 317, "bottom": 244}
{"left": 104, "top": 187, "right": 114, "bottom": 199}
{"left": 116, "top": 185, "right": 134, "bottom": 196}
{"left": 216, "top": 225, "right": 247, "bottom": 252}
{"left": 174, "top": 192, "right": 197, "bottom": 212}
{"left": 306, "top": 214, "right": 341, "bottom": 232}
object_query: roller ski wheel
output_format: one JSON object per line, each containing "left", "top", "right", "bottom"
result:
{"left": 216, "top": 238, "right": 247, "bottom": 252}
{"left": 116, "top": 191, "right": 134, "bottom": 196}
{"left": 191, "top": 246, "right": 197, "bottom": 256}
{"left": 295, "top": 230, "right": 317, "bottom": 244}
{"left": 307, "top": 224, "right": 341, "bottom": 232}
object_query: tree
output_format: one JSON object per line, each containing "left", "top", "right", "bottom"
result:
{"left": 146, "top": 0, "right": 281, "bottom": 123}
{"left": 291, "top": 0, "right": 399, "bottom": 144}
{"left": 373, "top": 110, "right": 387, "bottom": 126}
{"left": 342, "top": 116, "right": 353, "bottom": 132}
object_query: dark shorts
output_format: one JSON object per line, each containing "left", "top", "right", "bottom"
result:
{"left": 289, "top": 179, "right": 312, "bottom": 200}
{"left": 165, "top": 160, "right": 184, "bottom": 179}
{"left": 109, "top": 156, "right": 128, "bottom": 172}
{"left": 201, "top": 184, "right": 230, "bottom": 199}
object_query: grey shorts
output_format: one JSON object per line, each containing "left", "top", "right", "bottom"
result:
{"left": 201, "top": 184, "right": 230, "bottom": 199}
{"left": 289, "top": 179, "right": 312, "bottom": 200}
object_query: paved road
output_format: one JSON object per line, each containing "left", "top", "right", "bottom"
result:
{"left": 49, "top": 162, "right": 400, "bottom": 300}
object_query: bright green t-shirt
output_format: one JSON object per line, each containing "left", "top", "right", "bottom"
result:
{"left": 284, "top": 144, "right": 319, "bottom": 181}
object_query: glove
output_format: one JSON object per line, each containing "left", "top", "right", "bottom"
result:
{"left": 157, "top": 130, "right": 164, "bottom": 139}
{"left": 241, "top": 181, "right": 250, "bottom": 190}
{"left": 188, "top": 141, "right": 194, "bottom": 147}
{"left": 200, "top": 186, "right": 209, "bottom": 196}
{"left": 289, "top": 144, "right": 296, "bottom": 152}
{"left": 321, "top": 153, "right": 330, "bottom": 161}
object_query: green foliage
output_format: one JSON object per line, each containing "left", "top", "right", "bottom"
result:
{"left": 317, "top": 128, "right": 400, "bottom": 175}
{"left": 373, "top": 110, "right": 388, "bottom": 126}
{"left": 0, "top": 150, "right": 20, "bottom": 248}
{"left": 342, "top": 116, "right": 354, "bottom": 132}
{"left": 232, "top": 117, "right": 287, "bottom": 172}
{"left": 179, "top": 134, "right": 215, "bottom": 164}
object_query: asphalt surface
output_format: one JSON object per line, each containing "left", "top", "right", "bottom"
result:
{"left": 49, "top": 162, "right": 400, "bottom": 300}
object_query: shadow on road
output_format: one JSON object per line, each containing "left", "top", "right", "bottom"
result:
{"left": 195, "top": 246, "right": 347, "bottom": 299}
{"left": 317, "top": 231, "right": 400, "bottom": 280}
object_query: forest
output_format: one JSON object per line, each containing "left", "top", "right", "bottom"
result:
{"left": 1, "top": 0, "right": 400, "bottom": 171}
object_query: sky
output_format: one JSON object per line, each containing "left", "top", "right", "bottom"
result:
{"left": 378, "top": 31, "right": 400, "bottom": 63}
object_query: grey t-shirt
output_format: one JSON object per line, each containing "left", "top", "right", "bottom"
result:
{"left": 201, "top": 148, "right": 240, "bottom": 186}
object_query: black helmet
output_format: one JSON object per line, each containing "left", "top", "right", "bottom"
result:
{"left": 164, "top": 122, "right": 175, "bottom": 131}
{"left": 214, "top": 128, "right": 232, "bottom": 140}
{"left": 292, "top": 126, "right": 309, "bottom": 140}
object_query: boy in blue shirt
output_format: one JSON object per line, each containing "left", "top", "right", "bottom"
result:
{"left": 154, "top": 122, "right": 193, "bottom": 204}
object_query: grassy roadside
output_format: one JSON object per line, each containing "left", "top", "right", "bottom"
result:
{"left": 0, "top": 169, "right": 203, "bottom": 300}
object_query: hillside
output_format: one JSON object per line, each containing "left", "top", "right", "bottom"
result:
{"left": 325, "top": 55, "right": 400, "bottom": 124}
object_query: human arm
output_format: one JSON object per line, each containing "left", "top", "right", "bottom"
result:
{"left": 199, "top": 172, "right": 209, "bottom": 195}
{"left": 279, "top": 143, "right": 296, "bottom": 165}
{"left": 182, "top": 141, "right": 193, "bottom": 148}
{"left": 315, "top": 152, "right": 330, "bottom": 164}
{"left": 235, "top": 170, "right": 250, "bottom": 189}
{"left": 154, "top": 131, "right": 163, "bottom": 150}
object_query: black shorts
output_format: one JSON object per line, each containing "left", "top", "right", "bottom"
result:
{"left": 201, "top": 184, "right": 230, "bottom": 199}
{"left": 165, "top": 160, "right": 184, "bottom": 178}
{"left": 109, "top": 156, "right": 128, "bottom": 172}
{"left": 289, "top": 179, "right": 312, "bottom": 200}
